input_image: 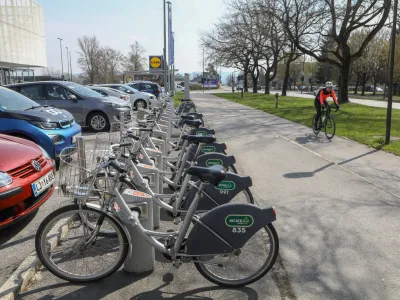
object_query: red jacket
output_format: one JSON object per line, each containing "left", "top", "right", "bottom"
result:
{"left": 316, "top": 88, "right": 338, "bottom": 105}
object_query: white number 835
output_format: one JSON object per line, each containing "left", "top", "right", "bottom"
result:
{"left": 232, "top": 227, "right": 246, "bottom": 233}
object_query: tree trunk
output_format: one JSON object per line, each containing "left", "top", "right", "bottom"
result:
{"left": 338, "top": 64, "right": 350, "bottom": 103}
{"left": 244, "top": 70, "right": 249, "bottom": 92}
{"left": 282, "top": 59, "right": 291, "bottom": 97}
{"left": 252, "top": 78, "right": 258, "bottom": 93}
{"left": 265, "top": 78, "right": 270, "bottom": 94}
{"left": 361, "top": 73, "right": 366, "bottom": 96}
{"left": 373, "top": 79, "right": 378, "bottom": 95}
{"left": 354, "top": 74, "right": 359, "bottom": 95}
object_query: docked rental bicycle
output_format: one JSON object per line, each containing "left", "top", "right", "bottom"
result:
{"left": 312, "top": 105, "right": 339, "bottom": 140}
{"left": 35, "top": 145, "right": 279, "bottom": 287}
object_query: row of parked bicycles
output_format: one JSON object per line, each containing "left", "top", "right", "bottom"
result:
{"left": 34, "top": 95, "right": 279, "bottom": 287}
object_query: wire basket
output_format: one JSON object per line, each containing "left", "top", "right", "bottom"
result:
{"left": 58, "top": 147, "right": 98, "bottom": 201}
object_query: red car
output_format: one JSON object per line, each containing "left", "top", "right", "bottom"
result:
{"left": 0, "top": 134, "right": 56, "bottom": 228}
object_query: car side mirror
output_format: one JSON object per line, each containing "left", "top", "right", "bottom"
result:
{"left": 68, "top": 95, "right": 78, "bottom": 102}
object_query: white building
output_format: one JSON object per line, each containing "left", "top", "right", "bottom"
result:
{"left": 0, "top": 0, "right": 47, "bottom": 85}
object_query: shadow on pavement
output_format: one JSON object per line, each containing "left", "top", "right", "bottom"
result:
{"left": 0, "top": 210, "right": 38, "bottom": 248}
{"left": 294, "top": 134, "right": 331, "bottom": 145}
{"left": 283, "top": 163, "right": 335, "bottom": 179}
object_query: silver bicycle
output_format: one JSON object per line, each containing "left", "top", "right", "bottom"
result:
{"left": 35, "top": 146, "right": 279, "bottom": 287}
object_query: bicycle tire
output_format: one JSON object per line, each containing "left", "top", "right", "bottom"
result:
{"left": 194, "top": 223, "right": 279, "bottom": 287}
{"left": 35, "top": 204, "right": 128, "bottom": 283}
{"left": 325, "top": 115, "right": 336, "bottom": 140}
{"left": 312, "top": 114, "right": 320, "bottom": 135}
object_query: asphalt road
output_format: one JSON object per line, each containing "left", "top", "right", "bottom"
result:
{"left": 0, "top": 128, "right": 98, "bottom": 286}
{"left": 191, "top": 94, "right": 400, "bottom": 300}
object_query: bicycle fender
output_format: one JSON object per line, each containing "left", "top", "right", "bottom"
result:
{"left": 185, "top": 203, "right": 276, "bottom": 255}
{"left": 189, "top": 127, "right": 215, "bottom": 136}
{"left": 181, "top": 173, "right": 252, "bottom": 211}
{"left": 195, "top": 153, "right": 236, "bottom": 169}
{"left": 85, "top": 203, "right": 133, "bottom": 257}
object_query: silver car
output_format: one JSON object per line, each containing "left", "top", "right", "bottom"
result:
{"left": 87, "top": 86, "right": 130, "bottom": 102}
{"left": 7, "top": 81, "right": 131, "bottom": 132}
{"left": 97, "top": 84, "right": 156, "bottom": 109}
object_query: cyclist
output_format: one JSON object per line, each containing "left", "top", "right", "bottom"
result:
{"left": 314, "top": 81, "right": 339, "bottom": 129}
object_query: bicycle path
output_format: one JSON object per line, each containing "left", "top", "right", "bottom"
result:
{"left": 191, "top": 93, "right": 400, "bottom": 300}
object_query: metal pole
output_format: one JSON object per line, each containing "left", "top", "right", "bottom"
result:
{"left": 69, "top": 52, "right": 73, "bottom": 81}
{"left": 202, "top": 48, "right": 205, "bottom": 93}
{"left": 57, "top": 38, "right": 64, "bottom": 79}
{"left": 383, "top": 36, "right": 391, "bottom": 100}
{"left": 163, "top": 0, "right": 167, "bottom": 92}
{"left": 167, "top": 1, "right": 171, "bottom": 93}
{"left": 385, "top": 0, "right": 398, "bottom": 145}
{"left": 66, "top": 47, "right": 70, "bottom": 81}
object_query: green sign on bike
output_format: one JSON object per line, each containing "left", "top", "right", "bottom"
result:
{"left": 206, "top": 159, "right": 223, "bottom": 166}
{"left": 202, "top": 145, "right": 216, "bottom": 153}
{"left": 216, "top": 181, "right": 235, "bottom": 190}
{"left": 225, "top": 215, "right": 254, "bottom": 227}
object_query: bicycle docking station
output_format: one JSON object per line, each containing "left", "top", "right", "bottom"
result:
{"left": 121, "top": 189, "right": 155, "bottom": 274}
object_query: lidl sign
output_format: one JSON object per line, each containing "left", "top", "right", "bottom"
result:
{"left": 149, "top": 56, "right": 163, "bottom": 69}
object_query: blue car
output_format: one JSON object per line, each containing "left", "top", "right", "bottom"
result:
{"left": 0, "top": 86, "right": 81, "bottom": 160}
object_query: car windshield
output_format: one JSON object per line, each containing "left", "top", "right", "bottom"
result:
{"left": 65, "top": 82, "right": 103, "bottom": 97}
{"left": 122, "top": 85, "right": 139, "bottom": 93}
{"left": 0, "top": 87, "right": 40, "bottom": 111}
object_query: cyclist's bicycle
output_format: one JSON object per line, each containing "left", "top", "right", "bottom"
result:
{"left": 312, "top": 105, "right": 338, "bottom": 140}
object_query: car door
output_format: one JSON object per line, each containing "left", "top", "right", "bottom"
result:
{"left": 44, "top": 84, "right": 83, "bottom": 124}
{"left": 18, "top": 84, "right": 46, "bottom": 105}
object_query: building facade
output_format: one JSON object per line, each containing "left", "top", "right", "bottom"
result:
{"left": 0, "top": 0, "right": 46, "bottom": 85}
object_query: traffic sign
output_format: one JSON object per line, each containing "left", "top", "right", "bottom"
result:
{"left": 149, "top": 56, "right": 163, "bottom": 70}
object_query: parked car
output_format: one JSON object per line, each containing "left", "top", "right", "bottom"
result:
{"left": 0, "top": 134, "right": 55, "bottom": 228}
{"left": 176, "top": 85, "right": 185, "bottom": 92}
{"left": 86, "top": 86, "right": 130, "bottom": 102}
{"left": 127, "top": 81, "right": 162, "bottom": 98}
{"left": 0, "top": 86, "right": 81, "bottom": 159}
{"left": 7, "top": 82, "right": 131, "bottom": 132}
{"left": 97, "top": 84, "right": 156, "bottom": 109}
{"left": 375, "top": 87, "right": 384, "bottom": 93}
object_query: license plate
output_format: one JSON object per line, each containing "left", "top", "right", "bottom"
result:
{"left": 72, "top": 133, "right": 81, "bottom": 143}
{"left": 31, "top": 171, "right": 55, "bottom": 197}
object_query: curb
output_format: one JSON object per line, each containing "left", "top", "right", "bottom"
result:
{"left": 0, "top": 219, "right": 69, "bottom": 299}
{"left": 0, "top": 252, "right": 40, "bottom": 300}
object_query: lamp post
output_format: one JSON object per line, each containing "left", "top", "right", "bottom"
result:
{"left": 69, "top": 52, "right": 73, "bottom": 81}
{"left": 163, "top": 0, "right": 168, "bottom": 92}
{"left": 202, "top": 48, "right": 205, "bottom": 93}
{"left": 66, "top": 47, "right": 70, "bottom": 81}
{"left": 57, "top": 38, "right": 64, "bottom": 79}
{"left": 385, "top": 0, "right": 398, "bottom": 145}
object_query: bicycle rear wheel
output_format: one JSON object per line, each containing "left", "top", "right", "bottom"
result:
{"left": 325, "top": 116, "right": 336, "bottom": 140}
{"left": 312, "top": 114, "right": 320, "bottom": 135}
{"left": 194, "top": 223, "right": 279, "bottom": 287}
{"left": 35, "top": 204, "right": 128, "bottom": 282}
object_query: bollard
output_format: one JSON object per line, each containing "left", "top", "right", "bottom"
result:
{"left": 275, "top": 93, "right": 279, "bottom": 108}
{"left": 76, "top": 137, "right": 86, "bottom": 181}
{"left": 122, "top": 189, "right": 155, "bottom": 273}
{"left": 184, "top": 73, "right": 190, "bottom": 100}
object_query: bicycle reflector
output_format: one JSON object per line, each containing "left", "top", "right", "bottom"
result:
{"left": 273, "top": 207, "right": 277, "bottom": 216}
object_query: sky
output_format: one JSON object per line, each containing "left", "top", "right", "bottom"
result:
{"left": 34, "top": 0, "right": 234, "bottom": 77}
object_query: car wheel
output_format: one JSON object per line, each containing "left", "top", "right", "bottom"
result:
{"left": 88, "top": 112, "right": 110, "bottom": 132}
{"left": 134, "top": 99, "right": 147, "bottom": 110}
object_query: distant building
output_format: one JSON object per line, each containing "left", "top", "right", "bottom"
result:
{"left": 0, "top": 0, "right": 47, "bottom": 85}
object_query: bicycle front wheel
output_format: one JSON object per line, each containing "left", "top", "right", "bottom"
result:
{"left": 35, "top": 204, "right": 128, "bottom": 282}
{"left": 194, "top": 223, "right": 279, "bottom": 287}
{"left": 325, "top": 116, "right": 336, "bottom": 140}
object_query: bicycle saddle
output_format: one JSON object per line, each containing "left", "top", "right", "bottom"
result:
{"left": 182, "top": 134, "right": 216, "bottom": 144}
{"left": 186, "top": 112, "right": 203, "bottom": 119}
{"left": 182, "top": 119, "right": 202, "bottom": 128}
{"left": 186, "top": 165, "right": 226, "bottom": 186}
{"left": 180, "top": 115, "right": 195, "bottom": 121}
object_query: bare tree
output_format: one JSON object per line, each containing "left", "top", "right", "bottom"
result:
{"left": 274, "top": 0, "right": 391, "bottom": 103}
{"left": 123, "top": 41, "right": 147, "bottom": 71}
{"left": 43, "top": 67, "right": 62, "bottom": 78}
{"left": 77, "top": 35, "right": 101, "bottom": 84}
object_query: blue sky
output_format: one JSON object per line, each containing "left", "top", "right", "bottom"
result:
{"left": 35, "top": 0, "right": 233, "bottom": 76}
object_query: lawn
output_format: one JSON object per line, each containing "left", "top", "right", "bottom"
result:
{"left": 213, "top": 92, "right": 400, "bottom": 156}
{"left": 172, "top": 92, "right": 184, "bottom": 107}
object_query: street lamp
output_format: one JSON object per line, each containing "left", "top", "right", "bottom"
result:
{"left": 66, "top": 47, "right": 70, "bottom": 81}
{"left": 57, "top": 38, "right": 64, "bottom": 79}
{"left": 69, "top": 51, "right": 73, "bottom": 82}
